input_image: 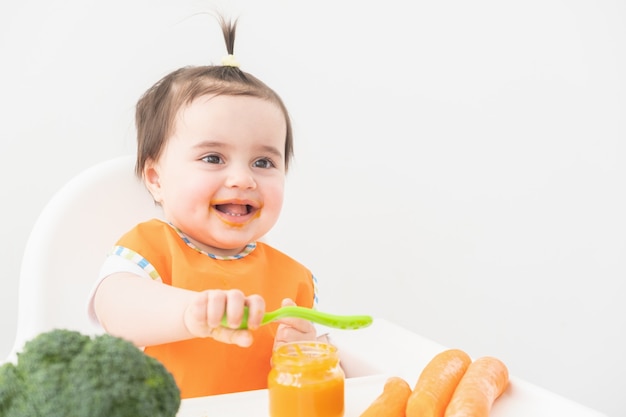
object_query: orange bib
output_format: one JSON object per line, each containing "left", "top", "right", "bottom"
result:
{"left": 116, "top": 219, "right": 315, "bottom": 398}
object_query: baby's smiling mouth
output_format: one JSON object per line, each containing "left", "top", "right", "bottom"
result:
{"left": 213, "top": 203, "right": 257, "bottom": 217}
{"left": 211, "top": 200, "right": 262, "bottom": 227}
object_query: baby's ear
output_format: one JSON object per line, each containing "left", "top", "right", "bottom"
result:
{"left": 142, "top": 160, "right": 163, "bottom": 203}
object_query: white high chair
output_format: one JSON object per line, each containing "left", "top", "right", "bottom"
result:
{"left": 6, "top": 155, "right": 163, "bottom": 361}
{"left": 5, "top": 155, "right": 381, "bottom": 379}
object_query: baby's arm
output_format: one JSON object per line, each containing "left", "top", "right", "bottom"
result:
{"left": 93, "top": 272, "right": 265, "bottom": 348}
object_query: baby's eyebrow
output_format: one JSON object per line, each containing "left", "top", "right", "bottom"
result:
{"left": 193, "top": 140, "right": 226, "bottom": 150}
{"left": 259, "top": 144, "right": 283, "bottom": 160}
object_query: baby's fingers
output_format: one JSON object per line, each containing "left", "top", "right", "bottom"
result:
{"left": 243, "top": 294, "right": 265, "bottom": 330}
{"left": 207, "top": 326, "right": 253, "bottom": 347}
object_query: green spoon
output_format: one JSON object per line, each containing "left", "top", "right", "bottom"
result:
{"left": 221, "top": 306, "right": 373, "bottom": 330}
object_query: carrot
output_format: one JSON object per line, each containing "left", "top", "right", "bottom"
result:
{"left": 443, "top": 356, "right": 509, "bottom": 417}
{"left": 405, "top": 348, "right": 472, "bottom": 417}
{"left": 360, "top": 376, "right": 412, "bottom": 417}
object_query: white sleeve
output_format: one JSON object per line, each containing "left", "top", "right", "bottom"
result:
{"left": 86, "top": 254, "right": 152, "bottom": 325}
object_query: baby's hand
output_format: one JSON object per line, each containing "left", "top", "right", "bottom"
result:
{"left": 273, "top": 298, "right": 317, "bottom": 349}
{"left": 184, "top": 289, "right": 265, "bottom": 347}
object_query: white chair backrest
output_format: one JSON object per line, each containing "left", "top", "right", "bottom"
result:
{"left": 7, "top": 155, "right": 163, "bottom": 360}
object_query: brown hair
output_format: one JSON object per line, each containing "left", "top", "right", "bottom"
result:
{"left": 134, "top": 15, "right": 294, "bottom": 177}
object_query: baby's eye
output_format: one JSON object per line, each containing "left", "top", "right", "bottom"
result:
{"left": 201, "top": 154, "right": 223, "bottom": 164}
{"left": 253, "top": 158, "right": 275, "bottom": 169}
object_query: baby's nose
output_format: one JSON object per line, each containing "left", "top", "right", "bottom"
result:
{"left": 224, "top": 166, "right": 256, "bottom": 189}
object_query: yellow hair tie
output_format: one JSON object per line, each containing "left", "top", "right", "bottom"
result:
{"left": 221, "top": 54, "right": 240, "bottom": 68}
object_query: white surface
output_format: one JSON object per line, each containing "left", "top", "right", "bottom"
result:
{"left": 178, "top": 375, "right": 389, "bottom": 417}
{"left": 177, "top": 319, "right": 607, "bottom": 417}
{"left": 1, "top": 2, "right": 624, "bottom": 416}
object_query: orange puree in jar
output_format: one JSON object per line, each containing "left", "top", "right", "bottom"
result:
{"left": 268, "top": 341, "right": 345, "bottom": 417}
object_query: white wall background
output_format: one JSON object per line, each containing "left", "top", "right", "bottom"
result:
{"left": 1, "top": 1, "right": 624, "bottom": 416}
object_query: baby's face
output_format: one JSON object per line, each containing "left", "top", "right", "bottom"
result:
{"left": 143, "top": 94, "right": 287, "bottom": 256}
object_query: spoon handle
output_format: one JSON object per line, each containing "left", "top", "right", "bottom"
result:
{"left": 263, "top": 306, "right": 373, "bottom": 330}
{"left": 221, "top": 306, "right": 373, "bottom": 330}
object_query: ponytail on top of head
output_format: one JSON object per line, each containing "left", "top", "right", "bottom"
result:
{"left": 217, "top": 14, "right": 243, "bottom": 70}
{"left": 219, "top": 14, "right": 237, "bottom": 56}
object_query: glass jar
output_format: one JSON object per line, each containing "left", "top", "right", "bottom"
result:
{"left": 268, "top": 341, "right": 345, "bottom": 417}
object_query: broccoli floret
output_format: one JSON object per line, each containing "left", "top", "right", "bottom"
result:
{"left": 0, "top": 329, "right": 180, "bottom": 417}
{"left": 5, "top": 329, "right": 92, "bottom": 417}
{"left": 0, "top": 362, "right": 20, "bottom": 414}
